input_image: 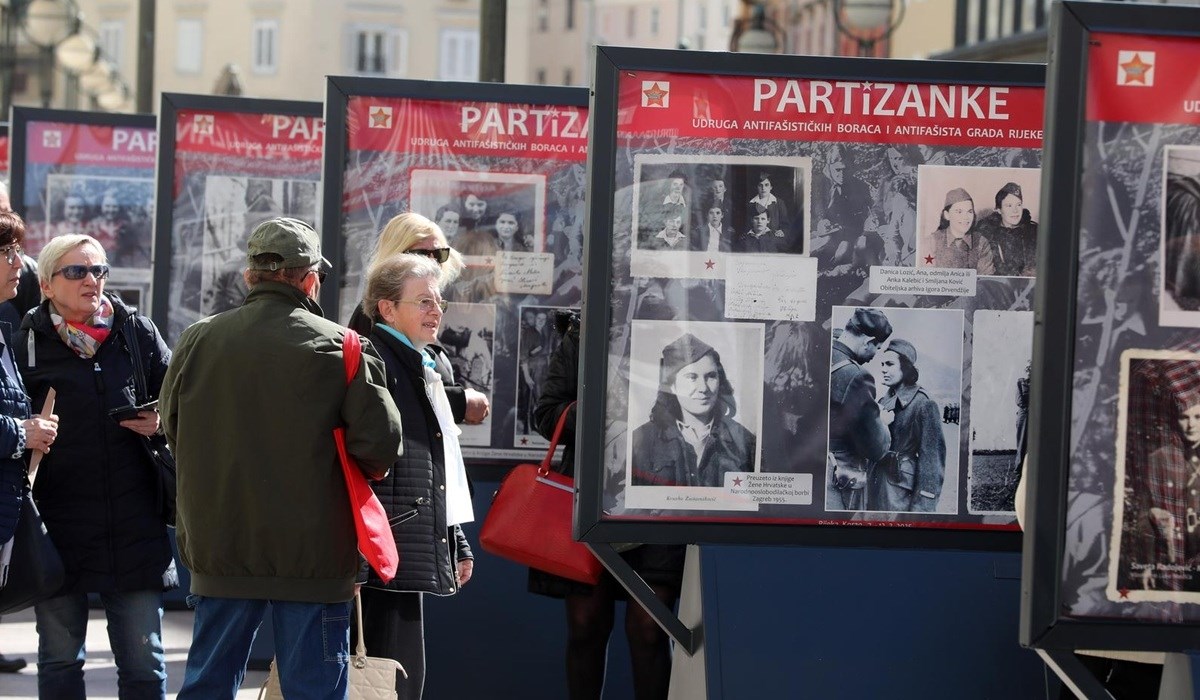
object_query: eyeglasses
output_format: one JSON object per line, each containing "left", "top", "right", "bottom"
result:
{"left": 310, "top": 268, "right": 328, "bottom": 283}
{"left": 0, "top": 244, "right": 22, "bottom": 266}
{"left": 394, "top": 297, "right": 448, "bottom": 314}
{"left": 53, "top": 264, "right": 110, "bottom": 280}
{"left": 407, "top": 248, "right": 451, "bottom": 264}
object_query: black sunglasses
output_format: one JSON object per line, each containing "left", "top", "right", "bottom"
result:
{"left": 53, "top": 264, "right": 110, "bottom": 281}
{"left": 407, "top": 247, "right": 451, "bottom": 264}
{"left": 310, "top": 269, "right": 328, "bottom": 283}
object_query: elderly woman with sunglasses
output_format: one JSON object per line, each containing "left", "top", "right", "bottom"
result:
{"left": 349, "top": 212, "right": 489, "bottom": 425}
{"left": 15, "top": 234, "right": 175, "bottom": 700}
{"left": 356, "top": 252, "right": 475, "bottom": 700}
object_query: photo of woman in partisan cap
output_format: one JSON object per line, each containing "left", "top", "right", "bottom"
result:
{"left": 630, "top": 332, "right": 756, "bottom": 487}
{"left": 973, "top": 182, "right": 1038, "bottom": 277}
{"left": 924, "top": 187, "right": 995, "bottom": 275}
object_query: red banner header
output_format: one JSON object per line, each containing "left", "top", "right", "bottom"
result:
{"left": 618, "top": 71, "right": 1045, "bottom": 148}
{"left": 27, "top": 121, "right": 156, "bottom": 167}
{"left": 175, "top": 109, "right": 324, "bottom": 159}
{"left": 346, "top": 96, "right": 589, "bottom": 161}
{"left": 1087, "top": 32, "right": 1200, "bottom": 125}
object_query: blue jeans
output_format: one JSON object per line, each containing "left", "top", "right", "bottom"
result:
{"left": 177, "top": 595, "right": 351, "bottom": 700}
{"left": 35, "top": 589, "right": 166, "bottom": 700}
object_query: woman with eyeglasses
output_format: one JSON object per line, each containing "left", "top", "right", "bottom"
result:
{"left": 15, "top": 234, "right": 175, "bottom": 699}
{"left": 349, "top": 212, "right": 489, "bottom": 426}
{"left": 357, "top": 253, "right": 475, "bottom": 700}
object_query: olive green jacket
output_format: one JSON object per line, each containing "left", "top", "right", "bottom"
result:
{"left": 161, "top": 281, "right": 403, "bottom": 603}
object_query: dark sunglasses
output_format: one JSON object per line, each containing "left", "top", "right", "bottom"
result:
{"left": 311, "top": 269, "right": 328, "bottom": 283}
{"left": 53, "top": 264, "right": 110, "bottom": 280}
{"left": 407, "top": 247, "right": 451, "bottom": 264}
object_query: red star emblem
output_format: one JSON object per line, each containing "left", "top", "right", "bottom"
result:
{"left": 924, "top": 255, "right": 934, "bottom": 265}
{"left": 1120, "top": 54, "right": 1152, "bottom": 83}
{"left": 705, "top": 259, "right": 716, "bottom": 270}
{"left": 643, "top": 83, "right": 668, "bottom": 107}
{"left": 732, "top": 477, "right": 743, "bottom": 486}
{"left": 369, "top": 108, "right": 391, "bottom": 128}
{"left": 520, "top": 437, "right": 528, "bottom": 445}
{"left": 1118, "top": 587, "right": 1130, "bottom": 599}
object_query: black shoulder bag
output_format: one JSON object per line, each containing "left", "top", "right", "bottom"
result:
{"left": 122, "top": 316, "right": 177, "bottom": 527}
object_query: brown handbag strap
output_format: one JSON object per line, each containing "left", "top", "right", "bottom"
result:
{"left": 539, "top": 401, "right": 578, "bottom": 474}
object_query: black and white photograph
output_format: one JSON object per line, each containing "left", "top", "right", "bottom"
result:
{"left": 515, "top": 304, "right": 574, "bottom": 448}
{"left": 914, "top": 165, "right": 1042, "bottom": 278}
{"left": 44, "top": 174, "right": 155, "bottom": 267}
{"left": 439, "top": 301, "right": 497, "bottom": 446}
{"left": 1109, "top": 349, "right": 1200, "bottom": 602}
{"left": 198, "top": 175, "right": 320, "bottom": 315}
{"left": 1160, "top": 146, "right": 1200, "bottom": 328}
{"left": 826, "top": 305, "right": 964, "bottom": 515}
{"left": 968, "top": 310, "right": 1034, "bottom": 514}
{"left": 629, "top": 154, "right": 811, "bottom": 276}
{"left": 623, "top": 319, "right": 764, "bottom": 510}
{"left": 409, "top": 169, "right": 546, "bottom": 259}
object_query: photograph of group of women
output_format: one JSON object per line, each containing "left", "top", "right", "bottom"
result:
{"left": 826, "top": 305, "right": 963, "bottom": 514}
{"left": 1111, "top": 349, "right": 1200, "bottom": 601}
{"left": 1161, "top": 145, "right": 1200, "bottom": 328}
{"left": 41, "top": 174, "right": 155, "bottom": 268}
{"left": 914, "top": 165, "right": 1042, "bottom": 277}
{"left": 409, "top": 169, "right": 546, "bottom": 262}
{"left": 623, "top": 319, "right": 763, "bottom": 510}
{"left": 630, "top": 155, "right": 810, "bottom": 257}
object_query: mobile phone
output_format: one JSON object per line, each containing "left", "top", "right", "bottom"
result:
{"left": 108, "top": 405, "right": 142, "bottom": 423}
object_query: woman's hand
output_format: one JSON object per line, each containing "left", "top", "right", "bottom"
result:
{"left": 463, "top": 389, "right": 490, "bottom": 425}
{"left": 119, "top": 410, "right": 160, "bottom": 437}
{"left": 456, "top": 559, "right": 474, "bottom": 588}
{"left": 22, "top": 414, "right": 59, "bottom": 453}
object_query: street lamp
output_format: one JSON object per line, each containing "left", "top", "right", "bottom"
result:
{"left": 832, "top": 0, "right": 905, "bottom": 57}
{"left": 730, "top": 1, "right": 783, "bottom": 54}
{"left": 19, "top": 0, "right": 81, "bottom": 107}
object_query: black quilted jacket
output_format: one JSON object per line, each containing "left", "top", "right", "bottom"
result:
{"left": 366, "top": 327, "right": 472, "bottom": 596}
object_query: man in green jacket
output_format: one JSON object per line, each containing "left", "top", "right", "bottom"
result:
{"left": 162, "top": 217, "right": 403, "bottom": 700}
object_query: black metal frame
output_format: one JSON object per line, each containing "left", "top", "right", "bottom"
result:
{"left": 320, "top": 76, "right": 588, "bottom": 475}
{"left": 1022, "top": 0, "right": 1200, "bottom": 653}
{"left": 150, "top": 93, "right": 323, "bottom": 333}
{"left": 8, "top": 106, "right": 154, "bottom": 225}
{"left": 577, "top": 45, "right": 1045, "bottom": 551}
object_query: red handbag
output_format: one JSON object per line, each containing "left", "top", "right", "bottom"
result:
{"left": 337, "top": 330, "right": 399, "bottom": 583}
{"left": 479, "top": 401, "right": 602, "bottom": 584}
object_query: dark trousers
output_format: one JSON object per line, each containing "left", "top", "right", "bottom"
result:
{"left": 355, "top": 587, "right": 424, "bottom": 700}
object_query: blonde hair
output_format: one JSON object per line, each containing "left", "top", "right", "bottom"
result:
{"left": 369, "top": 212, "right": 464, "bottom": 287}
{"left": 362, "top": 253, "right": 443, "bottom": 323}
{"left": 38, "top": 234, "right": 106, "bottom": 287}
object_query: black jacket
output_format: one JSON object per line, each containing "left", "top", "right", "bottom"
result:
{"left": 366, "top": 327, "right": 472, "bottom": 596}
{"left": 16, "top": 295, "right": 172, "bottom": 593}
{"left": 0, "top": 314, "right": 31, "bottom": 544}
{"left": 531, "top": 312, "right": 579, "bottom": 476}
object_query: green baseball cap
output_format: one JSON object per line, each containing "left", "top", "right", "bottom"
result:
{"left": 245, "top": 217, "right": 331, "bottom": 271}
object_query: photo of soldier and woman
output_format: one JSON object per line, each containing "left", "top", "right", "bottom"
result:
{"left": 826, "top": 305, "right": 964, "bottom": 514}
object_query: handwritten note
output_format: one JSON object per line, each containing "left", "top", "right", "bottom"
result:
{"left": 724, "top": 256, "right": 818, "bottom": 321}
{"left": 869, "top": 266, "right": 977, "bottom": 297}
{"left": 493, "top": 252, "right": 554, "bottom": 295}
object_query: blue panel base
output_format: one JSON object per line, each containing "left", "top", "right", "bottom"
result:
{"left": 701, "top": 545, "right": 1048, "bottom": 699}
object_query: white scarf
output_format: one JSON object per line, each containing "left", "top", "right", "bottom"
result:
{"left": 424, "top": 365, "right": 474, "bottom": 526}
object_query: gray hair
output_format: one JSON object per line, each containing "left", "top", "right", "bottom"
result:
{"left": 362, "top": 253, "right": 443, "bottom": 323}
{"left": 37, "top": 234, "right": 106, "bottom": 288}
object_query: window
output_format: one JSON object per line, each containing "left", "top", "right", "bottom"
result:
{"left": 176, "top": 19, "right": 203, "bottom": 74}
{"left": 440, "top": 29, "right": 479, "bottom": 82}
{"left": 536, "top": 68, "right": 547, "bottom": 85}
{"left": 650, "top": 8, "right": 660, "bottom": 36}
{"left": 98, "top": 21, "right": 124, "bottom": 74}
{"left": 627, "top": 7, "right": 636, "bottom": 37}
{"left": 698, "top": 4, "right": 707, "bottom": 30}
{"left": 347, "top": 27, "right": 406, "bottom": 76}
{"left": 252, "top": 20, "right": 279, "bottom": 74}
{"left": 563, "top": 67, "right": 573, "bottom": 85}
{"left": 566, "top": 0, "right": 576, "bottom": 30}
{"left": 538, "top": 0, "right": 548, "bottom": 32}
